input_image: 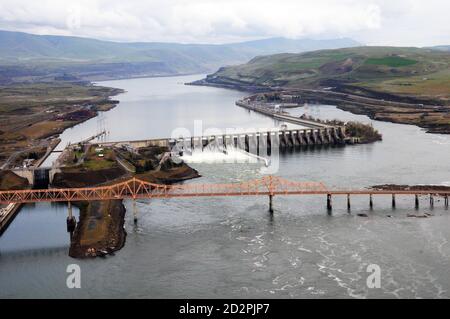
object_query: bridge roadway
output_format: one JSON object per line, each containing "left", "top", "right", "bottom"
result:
{"left": 235, "top": 100, "right": 332, "bottom": 129}
{"left": 0, "top": 177, "right": 448, "bottom": 211}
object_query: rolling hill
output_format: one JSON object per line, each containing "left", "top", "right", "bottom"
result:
{"left": 0, "top": 30, "right": 360, "bottom": 83}
{"left": 199, "top": 46, "right": 450, "bottom": 101}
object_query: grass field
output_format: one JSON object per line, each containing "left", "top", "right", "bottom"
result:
{"left": 0, "top": 82, "right": 120, "bottom": 114}
{"left": 365, "top": 56, "right": 418, "bottom": 67}
{"left": 81, "top": 147, "right": 117, "bottom": 171}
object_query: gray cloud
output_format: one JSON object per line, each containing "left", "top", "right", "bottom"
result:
{"left": 0, "top": 0, "right": 448, "bottom": 46}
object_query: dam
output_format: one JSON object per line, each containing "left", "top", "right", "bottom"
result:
{"left": 98, "top": 126, "right": 348, "bottom": 156}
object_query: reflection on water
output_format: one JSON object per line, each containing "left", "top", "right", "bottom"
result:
{"left": 0, "top": 203, "right": 79, "bottom": 253}
{"left": 1, "top": 74, "right": 450, "bottom": 298}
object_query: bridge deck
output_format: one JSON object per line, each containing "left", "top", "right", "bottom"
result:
{"left": 0, "top": 176, "right": 448, "bottom": 204}
{"left": 235, "top": 100, "right": 332, "bottom": 129}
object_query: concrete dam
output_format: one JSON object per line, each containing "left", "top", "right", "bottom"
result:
{"left": 170, "top": 126, "right": 347, "bottom": 157}
{"left": 99, "top": 125, "right": 347, "bottom": 160}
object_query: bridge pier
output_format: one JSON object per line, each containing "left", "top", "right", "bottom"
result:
{"left": 327, "top": 194, "right": 332, "bottom": 211}
{"left": 269, "top": 195, "right": 274, "bottom": 214}
{"left": 66, "top": 202, "right": 76, "bottom": 233}
{"left": 415, "top": 194, "right": 419, "bottom": 209}
{"left": 133, "top": 199, "right": 138, "bottom": 224}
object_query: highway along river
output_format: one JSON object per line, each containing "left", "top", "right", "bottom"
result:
{"left": 1, "top": 74, "right": 450, "bottom": 298}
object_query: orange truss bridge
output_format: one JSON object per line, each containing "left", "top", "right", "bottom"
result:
{"left": 1, "top": 176, "right": 449, "bottom": 212}
{"left": 0, "top": 176, "right": 328, "bottom": 203}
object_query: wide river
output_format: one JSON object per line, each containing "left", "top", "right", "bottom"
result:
{"left": 1, "top": 74, "right": 450, "bottom": 298}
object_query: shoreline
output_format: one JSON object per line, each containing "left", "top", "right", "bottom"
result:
{"left": 0, "top": 82, "right": 125, "bottom": 169}
{"left": 91, "top": 72, "right": 206, "bottom": 83}
{"left": 189, "top": 79, "right": 450, "bottom": 134}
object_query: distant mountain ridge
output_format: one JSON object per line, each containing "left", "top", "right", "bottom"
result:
{"left": 429, "top": 45, "right": 450, "bottom": 52}
{"left": 0, "top": 30, "right": 361, "bottom": 83}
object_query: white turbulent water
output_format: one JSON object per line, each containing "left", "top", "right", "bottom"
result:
{"left": 183, "top": 149, "right": 255, "bottom": 164}
{"left": 181, "top": 146, "right": 268, "bottom": 166}
{"left": 1, "top": 74, "right": 450, "bottom": 298}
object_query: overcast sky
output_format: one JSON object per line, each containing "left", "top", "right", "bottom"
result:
{"left": 0, "top": 0, "right": 449, "bottom": 46}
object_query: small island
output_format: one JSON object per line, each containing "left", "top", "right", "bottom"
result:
{"left": 299, "top": 115, "right": 382, "bottom": 144}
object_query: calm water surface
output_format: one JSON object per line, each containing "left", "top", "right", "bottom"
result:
{"left": 1, "top": 74, "right": 450, "bottom": 298}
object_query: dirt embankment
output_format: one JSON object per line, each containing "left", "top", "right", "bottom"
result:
{"left": 138, "top": 163, "right": 200, "bottom": 184}
{"left": 0, "top": 170, "right": 30, "bottom": 190}
{"left": 69, "top": 200, "right": 126, "bottom": 258}
{"left": 52, "top": 167, "right": 128, "bottom": 188}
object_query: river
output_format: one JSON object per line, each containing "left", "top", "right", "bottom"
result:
{"left": 1, "top": 74, "right": 450, "bottom": 298}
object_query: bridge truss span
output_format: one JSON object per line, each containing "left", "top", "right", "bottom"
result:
{"left": 1, "top": 176, "right": 450, "bottom": 213}
{"left": 0, "top": 176, "right": 329, "bottom": 204}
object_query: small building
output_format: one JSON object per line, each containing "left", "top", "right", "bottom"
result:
{"left": 122, "top": 144, "right": 137, "bottom": 154}
{"left": 22, "top": 159, "right": 35, "bottom": 168}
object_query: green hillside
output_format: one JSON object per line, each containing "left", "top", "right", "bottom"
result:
{"left": 205, "top": 46, "right": 450, "bottom": 100}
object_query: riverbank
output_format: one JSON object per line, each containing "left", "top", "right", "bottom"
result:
{"left": 0, "top": 81, "right": 124, "bottom": 169}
